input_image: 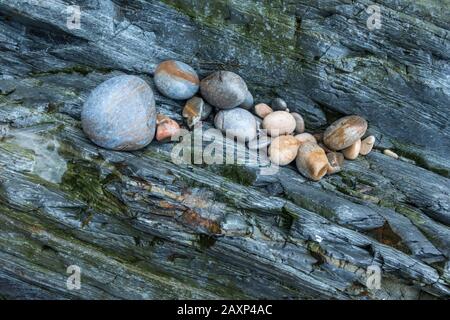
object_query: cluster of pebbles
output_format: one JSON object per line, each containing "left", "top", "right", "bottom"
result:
{"left": 81, "top": 60, "right": 379, "bottom": 181}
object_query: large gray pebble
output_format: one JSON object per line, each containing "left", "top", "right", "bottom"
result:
{"left": 81, "top": 75, "right": 156, "bottom": 151}
{"left": 201, "top": 71, "right": 248, "bottom": 109}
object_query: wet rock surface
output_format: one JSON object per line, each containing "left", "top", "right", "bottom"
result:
{"left": 0, "top": 0, "right": 449, "bottom": 299}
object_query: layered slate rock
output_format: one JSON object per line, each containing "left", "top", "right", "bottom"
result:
{"left": 0, "top": 0, "right": 449, "bottom": 299}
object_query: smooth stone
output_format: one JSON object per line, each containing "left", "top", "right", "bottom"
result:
{"left": 323, "top": 115, "right": 368, "bottom": 151}
{"left": 360, "top": 135, "right": 376, "bottom": 155}
{"left": 156, "top": 114, "right": 181, "bottom": 142}
{"left": 271, "top": 97, "right": 288, "bottom": 111}
{"left": 200, "top": 71, "right": 248, "bottom": 109}
{"left": 154, "top": 60, "right": 199, "bottom": 100}
{"left": 183, "top": 96, "right": 212, "bottom": 128}
{"left": 313, "top": 132, "right": 323, "bottom": 143}
{"left": 239, "top": 91, "right": 254, "bottom": 110}
{"left": 294, "top": 133, "right": 317, "bottom": 145}
{"left": 262, "top": 111, "right": 296, "bottom": 137}
{"left": 214, "top": 108, "right": 257, "bottom": 142}
{"left": 254, "top": 103, "right": 273, "bottom": 119}
{"left": 384, "top": 149, "right": 399, "bottom": 159}
{"left": 269, "top": 135, "right": 300, "bottom": 166}
{"left": 247, "top": 135, "right": 272, "bottom": 150}
{"left": 296, "top": 141, "right": 330, "bottom": 181}
{"left": 342, "top": 139, "right": 361, "bottom": 160}
{"left": 291, "top": 112, "right": 305, "bottom": 133}
{"left": 327, "top": 152, "right": 344, "bottom": 174}
{"left": 81, "top": 75, "right": 156, "bottom": 151}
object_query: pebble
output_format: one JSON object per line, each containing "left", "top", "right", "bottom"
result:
{"left": 294, "top": 133, "right": 317, "bottom": 145}
{"left": 200, "top": 71, "right": 248, "bottom": 109}
{"left": 327, "top": 152, "right": 344, "bottom": 174}
{"left": 239, "top": 91, "right": 254, "bottom": 110}
{"left": 313, "top": 132, "right": 323, "bottom": 143}
{"left": 154, "top": 60, "right": 199, "bottom": 100}
{"left": 214, "top": 108, "right": 257, "bottom": 142}
{"left": 248, "top": 134, "right": 272, "bottom": 150}
{"left": 262, "top": 111, "right": 296, "bottom": 137}
{"left": 384, "top": 149, "right": 399, "bottom": 159}
{"left": 269, "top": 135, "right": 300, "bottom": 166}
{"left": 323, "top": 115, "right": 368, "bottom": 151}
{"left": 156, "top": 114, "right": 181, "bottom": 142}
{"left": 291, "top": 112, "right": 305, "bottom": 133}
{"left": 254, "top": 103, "right": 273, "bottom": 119}
{"left": 183, "top": 96, "right": 212, "bottom": 128}
{"left": 81, "top": 75, "right": 156, "bottom": 151}
{"left": 342, "top": 139, "right": 361, "bottom": 160}
{"left": 271, "top": 98, "right": 288, "bottom": 111}
{"left": 296, "top": 141, "right": 330, "bottom": 181}
{"left": 360, "top": 135, "right": 376, "bottom": 155}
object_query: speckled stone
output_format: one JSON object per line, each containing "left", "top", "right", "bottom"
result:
{"left": 81, "top": 75, "right": 156, "bottom": 151}
{"left": 214, "top": 108, "right": 257, "bottom": 141}
{"left": 154, "top": 60, "right": 199, "bottom": 100}
{"left": 200, "top": 71, "right": 248, "bottom": 109}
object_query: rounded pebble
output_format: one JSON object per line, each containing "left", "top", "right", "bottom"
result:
{"left": 294, "top": 133, "right": 317, "bottom": 145}
{"left": 248, "top": 135, "right": 272, "bottom": 150}
{"left": 254, "top": 103, "right": 273, "bottom": 119}
{"left": 154, "top": 60, "right": 199, "bottom": 100}
{"left": 296, "top": 142, "right": 330, "bottom": 181}
{"left": 214, "top": 108, "right": 257, "bottom": 142}
{"left": 183, "top": 96, "right": 212, "bottom": 128}
{"left": 81, "top": 75, "right": 156, "bottom": 151}
{"left": 342, "top": 139, "right": 361, "bottom": 160}
{"left": 156, "top": 114, "right": 181, "bottom": 142}
{"left": 323, "top": 115, "right": 368, "bottom": 151}
{"left": 360, "top": 135, "right": 376, "bottom": 155}
{"left": 384, "top": 149, "right": 399, "bottom": 159}
{"left": 200, "top": 71, "right": 248, "bottom": 109}
{"left": 291, "top": 112, "right": 305, "bottom": 133}
{"left": 271, "top": 98, "right": 288, "bottom": 111}
{"left": 262, "top": 111, "right": 296, "bottom": 137}
{"left": 269, "top": 135, "right": 300, "bottom": 166}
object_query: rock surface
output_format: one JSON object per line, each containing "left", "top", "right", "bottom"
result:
{"left": 0, "top": 0, "right": 449, "bottom": 300}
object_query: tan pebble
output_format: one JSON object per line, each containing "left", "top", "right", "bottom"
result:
{"left": 156, "top": 116, "right": 180, "bottom": 142}
{"left": 296, "top": 142, "right": 330, "bottom": 181}
{"left": 262, "top": 111, "right": 296, "bottom": 137}
{"left": 254, "top": 103, "right": 273, "bottom": 119}
{"left": 323, "top": 115, "right": 368, "bottom": 150}
{"left": 326, "top": 152, "right": 344, "bottom": 174}
{"left": 291, "top": 112, "right": 305, "bottom": 134}
{"left": 342, "top": 139, "right": 361, "bottom": 160}
{"left": 360, "top": 135, "right": 375, "bottom": 155}
{"left": 294, "top": 133, "right": 317, "bottom": 145}
{"left": 268, "top": 135, "right": 300, "bottom": 166}
{"left": 384, "top": 149, "right": 399, "bottom": 159}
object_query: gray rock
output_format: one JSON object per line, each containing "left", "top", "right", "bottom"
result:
{"left": 214, "top": 108, "right": 257, "bottom": 142}
{"left": 81, "top": 75, "right": 156, "bottom": 151}
{"left": 201, "top": 71, "right": 248, "bottom": 109}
